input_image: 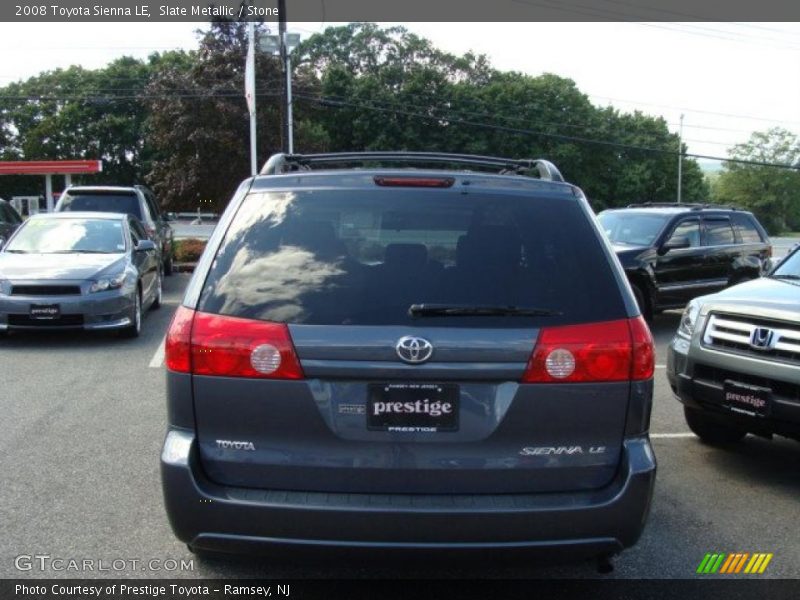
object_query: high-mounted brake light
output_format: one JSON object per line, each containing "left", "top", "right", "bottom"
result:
{"left": 164, "top": 308, "right": 304, "bottom": 379}
{"left": 522, "top": 317, "right": 654, "bottom": 383}
{"left": 373, "top": 176, "right": 455, "bottom": 188}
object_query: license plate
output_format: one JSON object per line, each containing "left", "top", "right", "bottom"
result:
{"left": 29, "top": 304, "right": 60, "bottom": 320}
{"left": 367, "top": 383, "right": 459, "bottom": 432}
{"left": 723, "top": 380, "right": 771, "bottom": 417}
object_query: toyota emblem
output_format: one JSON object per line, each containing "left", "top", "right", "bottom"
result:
{"left": 396, "top": 336, "right": 434, "bottom": 364}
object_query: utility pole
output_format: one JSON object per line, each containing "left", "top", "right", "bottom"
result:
{"left": 245, "top": 20, "right": 257, "bottom": 176}
{"left": 677, "top": 113, "right": 684, "bottom": 204}
{"left": 278, "top": 0, "right": 289, "bottom": 153}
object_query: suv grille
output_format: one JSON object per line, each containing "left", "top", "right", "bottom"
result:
{"left": 11, "top": 285, "right": 82, "bottom": 296}
{"left": 703, "top": 313, "right": 800, "bottom": 364}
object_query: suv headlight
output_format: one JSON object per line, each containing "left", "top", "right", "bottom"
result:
{"left": 90, "top": 272, "right": 127, "bottom": 294}
{"left": 677, "top": 300, "right": 701, "bottom": 339}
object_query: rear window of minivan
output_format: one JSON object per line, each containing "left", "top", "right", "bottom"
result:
{"left": 197, "top": 189, "right": 627, "bottom": 327}
{"left": 59, "top": 192, "right": 142, "bottom": 220}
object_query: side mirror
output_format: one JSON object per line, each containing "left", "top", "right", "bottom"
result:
{"left": 658, "top": 236, "right": 691, "bottom": 255}
{"left": 135, "top": 239, "right": 157, "bottom": 252}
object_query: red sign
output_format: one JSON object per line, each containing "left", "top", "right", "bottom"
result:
{"left": 0, "top": 160, "right": 103, "bottom": 175}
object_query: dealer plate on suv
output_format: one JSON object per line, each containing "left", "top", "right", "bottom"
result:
{"left": 723, "top": 380, "right": 771, "bottom": 417}
{"left": 367, "top": 383, "right": 459, "bottom": 432}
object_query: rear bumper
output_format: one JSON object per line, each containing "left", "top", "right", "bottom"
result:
{"left": 161, "top": 430, "right": 656, "bottom": 558}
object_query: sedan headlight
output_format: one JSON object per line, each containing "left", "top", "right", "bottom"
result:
{"left": 677, "top": 300, "right": 701, "bottom": 339}
{"left": 90, "top": 272, "right": 127, "bottom": 294}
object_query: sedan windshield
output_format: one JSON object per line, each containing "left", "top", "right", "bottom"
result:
{"left": 598, "top": 212, "right": 669, "bottom": 246}
{"left": 4, "top": 218, "right": 126, "bottom": 254}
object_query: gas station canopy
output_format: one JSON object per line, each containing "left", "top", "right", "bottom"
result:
{"left": 0, "top": 160, "right": 102, "bottom": 211}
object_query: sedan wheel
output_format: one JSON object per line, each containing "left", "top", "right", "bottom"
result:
{"left": 120, "top": 291, "right": 142, "bottom": 338}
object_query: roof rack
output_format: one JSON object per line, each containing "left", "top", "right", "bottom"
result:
{"left": 259, "top": 152, "right": 565, "bottom": 182}
{"left": 626, "top": 202, "right": 741, "bottom": 211}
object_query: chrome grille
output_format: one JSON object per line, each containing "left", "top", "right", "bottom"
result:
{"left": 703, "top": 313, "right": 800, "bottom": 364}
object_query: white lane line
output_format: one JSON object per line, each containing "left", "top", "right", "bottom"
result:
{"left": 655, "top": 364, "right": 666, "bottom": 369}
{"left": 650, "top": 432, "right": 695, "bottom": 439}
{"left": 149, "top": 335, "right": 166, "bottom": 368}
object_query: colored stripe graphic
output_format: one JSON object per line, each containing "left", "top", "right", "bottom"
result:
{"left": 734, "top": 553, "right": 749, "bottom": 573}
{"left": 700, "top": 552, "right": 773, "bottom": 575}
{"left": 745, "top": 554, "right": 761, "bottom": 574}
{"left": 759, "top": 554, "right": 773, "bottom": 573}
{"left": 719, "top": 554, "right": 736, "bottom": 574}
{"left": 697, "top": 554, "right": 713, "bottom": 574}
{"left": 710, "top": 554, "right": 726, "bottom": 573}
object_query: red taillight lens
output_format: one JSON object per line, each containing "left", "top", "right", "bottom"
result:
{"left": 629, "top": 315, "right": 655, "bottom": 380}
{"left": 165, "top": 305, "right": 194, "bottom": 373}
{"left": 522, "top": 318, "right": 654, "bottom": 383}
{"left": 189, "top": 312, "right": 304, "bottom": 379}
{"left": 373, "top": 176, "right": 455, "bottom": 188}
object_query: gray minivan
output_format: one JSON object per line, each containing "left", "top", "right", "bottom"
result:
{"left": 160, "top": 152, "right": 656, "bottom": 567}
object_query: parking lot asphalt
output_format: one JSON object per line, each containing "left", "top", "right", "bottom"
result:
{"left": 1, "top": 273, "right": 798, "bottom": 579}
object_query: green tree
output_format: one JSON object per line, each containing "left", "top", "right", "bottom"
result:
{"left": 713, "top": 128, "right": 800, "bottom": 234}
{"left": 0, "top": 52, "right": 187, "bottom": 200}
{"left": 144, "top": 20, "right": 326, "bottom": 211}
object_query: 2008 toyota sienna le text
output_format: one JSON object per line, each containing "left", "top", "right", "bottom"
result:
{"left": 160, "top": 152, "right": 656, "bottom": 566}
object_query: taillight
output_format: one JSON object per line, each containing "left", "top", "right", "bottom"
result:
{"left": 165, "top": 305, "right": 194, "bottom": 372}
{"left": 522, "top": 318, "right": 654, "bottom": 383}
{"left": 629, "top": 315, "right": 655, "bottom": 380}
{"left": 164, "top": 308, "right": 304, "bottom": 379}
{"left": 190, "top": 312, "right": 303, "bottom": 379}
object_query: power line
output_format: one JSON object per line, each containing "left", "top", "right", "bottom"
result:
{"left": 296, "top": 92, "right": 800, "bottom": 171}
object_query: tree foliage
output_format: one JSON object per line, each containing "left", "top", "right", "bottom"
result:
{"left": 713, "top": 128, "right": 800, "bottom": 234}
{"left": 0, "top": 21, "right": 710, "bottom": 211}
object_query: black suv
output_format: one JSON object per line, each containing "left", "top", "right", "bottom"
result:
{"left": 55, "top": 185, "right": 175, "bottom": 275}
{"left": 0, "top": 198, "right": 23, "bottom": 246}
{"left": 161, "top": 152, "right": 656, "bottom": 565}
{"left": 597, "top": 204, "right": 771, "bottom": 319}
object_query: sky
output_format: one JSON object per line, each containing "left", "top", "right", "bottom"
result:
{"left": 1, "top": 21, "right": 799, "bottom": 168}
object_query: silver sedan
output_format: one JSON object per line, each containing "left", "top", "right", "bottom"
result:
{"left": 0, "top": 212, "right": 161, "bottom": 337}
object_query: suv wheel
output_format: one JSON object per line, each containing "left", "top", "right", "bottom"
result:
{"left": 684, "top": 406, "right": 746, "bottom": 444}
{"left": 164, "top": 254, "right": 174, "bottom": 277}
{"left": 120, "top": 290, "right": 142, "bottom": 338}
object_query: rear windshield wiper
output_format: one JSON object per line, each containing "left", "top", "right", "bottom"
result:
{"left": 4, "top": 249, "right": 27, "bottom": 253}
{"left": 409, "top": 303, "right": 562, "bottom": 317}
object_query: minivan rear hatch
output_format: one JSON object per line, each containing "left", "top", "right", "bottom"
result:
{"left": 188, "top": 179, "right": 640, "bottom": 494}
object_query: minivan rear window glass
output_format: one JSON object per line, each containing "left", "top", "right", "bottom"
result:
{"left": 198, "top": 190, "right": 627, "bottom": 327}
{"left": 59, "top": 192, "right": 142, "bottom": 220}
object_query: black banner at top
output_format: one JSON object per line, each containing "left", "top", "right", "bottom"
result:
{"left": 3, "top": 0, "right": 800, "bottom": 22}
